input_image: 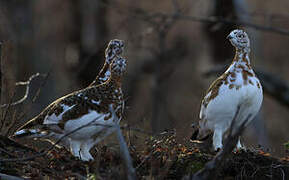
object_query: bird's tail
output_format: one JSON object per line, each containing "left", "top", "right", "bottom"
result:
{"left": 11, "top": 114, "right": 47, "bottom": 139}
{"left": 11, "top": 129, "right": 44, "bottom": 139}
{"left": 191, "top": 122, "right": 212, "bottom": 141}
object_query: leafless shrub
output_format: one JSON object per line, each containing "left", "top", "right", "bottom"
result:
{"left": 0, "top": 73, "right": 47, "bottom": 136}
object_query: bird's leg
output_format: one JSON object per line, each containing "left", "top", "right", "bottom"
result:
{"left": 213, "top": 129, "right": 223, "bottom": 151}
{"left": 78, "top": 128, "right": 116, "bottom": 161}
{"left": 235, "top": 136, "right": 246, "bottom": 150}
{"left": 70, "top": 140, "right": 82, "bottom": 159}
{"left": 236, "top": 137, "right": 242, "bottom": 148}
{"left": 80, "top": 140, "right": 94, "bottom": 161}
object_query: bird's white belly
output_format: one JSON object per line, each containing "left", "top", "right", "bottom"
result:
{"left": 205, "top": 83, "right": 263, "bottom": 131}
{"left": 64, "top": 111, "right": 114, "bottom": 140}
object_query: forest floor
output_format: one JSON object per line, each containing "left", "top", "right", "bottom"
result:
{"left": 1, "top": 131, "right": 289, "bottom": 180}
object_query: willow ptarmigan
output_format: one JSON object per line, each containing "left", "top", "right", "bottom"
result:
{"left": 197, "top": 29, "right": 263, "bottom": 151}
{"left": 89, "top": 39, "right": 124, "bottom": 86}
{"left": 13, "top": 55, "right": 127, "bottom": 161}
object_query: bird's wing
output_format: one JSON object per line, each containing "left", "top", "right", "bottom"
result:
{"left": 199, "top": 90, "right": 212, "bottom": 120}
{"left": 199, "top": 72, "right": 228, "bottom": 120}
{"left": 17, "top": 88, "right": 99, "bottom": 130}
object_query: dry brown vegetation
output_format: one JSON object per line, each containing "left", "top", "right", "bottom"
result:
{"left": 1, "top": 131, "right": 289, "bottom": 179}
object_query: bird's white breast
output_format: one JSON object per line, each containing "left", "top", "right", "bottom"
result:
{"left": 201, "top": 76, "right": 263, "bottom": 131}
{"left": 63, "top": 110, "right": 114, "bottom": 140}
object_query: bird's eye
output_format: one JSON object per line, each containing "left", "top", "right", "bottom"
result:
{"left": 238, "top": 34, "right": 244, "bottom": 38}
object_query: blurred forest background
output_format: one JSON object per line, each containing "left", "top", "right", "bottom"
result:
{"left": 0, "top": 0, "right": 289, "bottom": 157}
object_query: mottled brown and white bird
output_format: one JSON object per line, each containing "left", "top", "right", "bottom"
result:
{"left": 197, "top": 29, "right": 263, "bottom": 151}
{"left": 89, "top": 39, "right": 124, "bottom": 86}
{"left": 13, "top": 55, "right": 127, "bottom": 161}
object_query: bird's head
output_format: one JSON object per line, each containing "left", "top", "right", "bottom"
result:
{"left": 227, "top": 29, "right": 250, "bottom": 51}
{"left": 105, "top": 39, "right": 124, "bottom": 64}
{"left": 110, "top": 56, "right": 127, "bottom": 77}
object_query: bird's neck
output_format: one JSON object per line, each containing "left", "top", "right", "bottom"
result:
{"left": 231, "top": 48, "right": 252, "bottom": 71}
{"left": 103, "top": 74, "right": 122, "bottom": 90}
{"left": 111, "top": 76, "right": 122, "bottom": 87}
{"left": 89, "top": 62, "right": 111, "bottom": 86}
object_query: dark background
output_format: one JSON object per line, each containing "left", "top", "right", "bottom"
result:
{"left": 0, "top": 0, "right": 288, "bottom": 157}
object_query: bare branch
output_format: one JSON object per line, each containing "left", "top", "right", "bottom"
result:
{"left": 0, "top": 73, "right": 47, "bottom": 135}
{"left": 110, "top": 105, "right": 137, "bottom": 180}
{"left": 0, "top": 91, "right": 16, "bottom": 131}
{"left": 175, "top": 15, "right": 289, "bottom": 36}
{"left": 5, "top": 109, "right": 18, "bottom": 136}
{"left": 14, "top": 70, "right": 51, "bottom": 124}
{"left": 100, "top": 1, "right": 289, "bottom": 36}
{"left": 0, "top": 73, "right": 47, "bottom": 108}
